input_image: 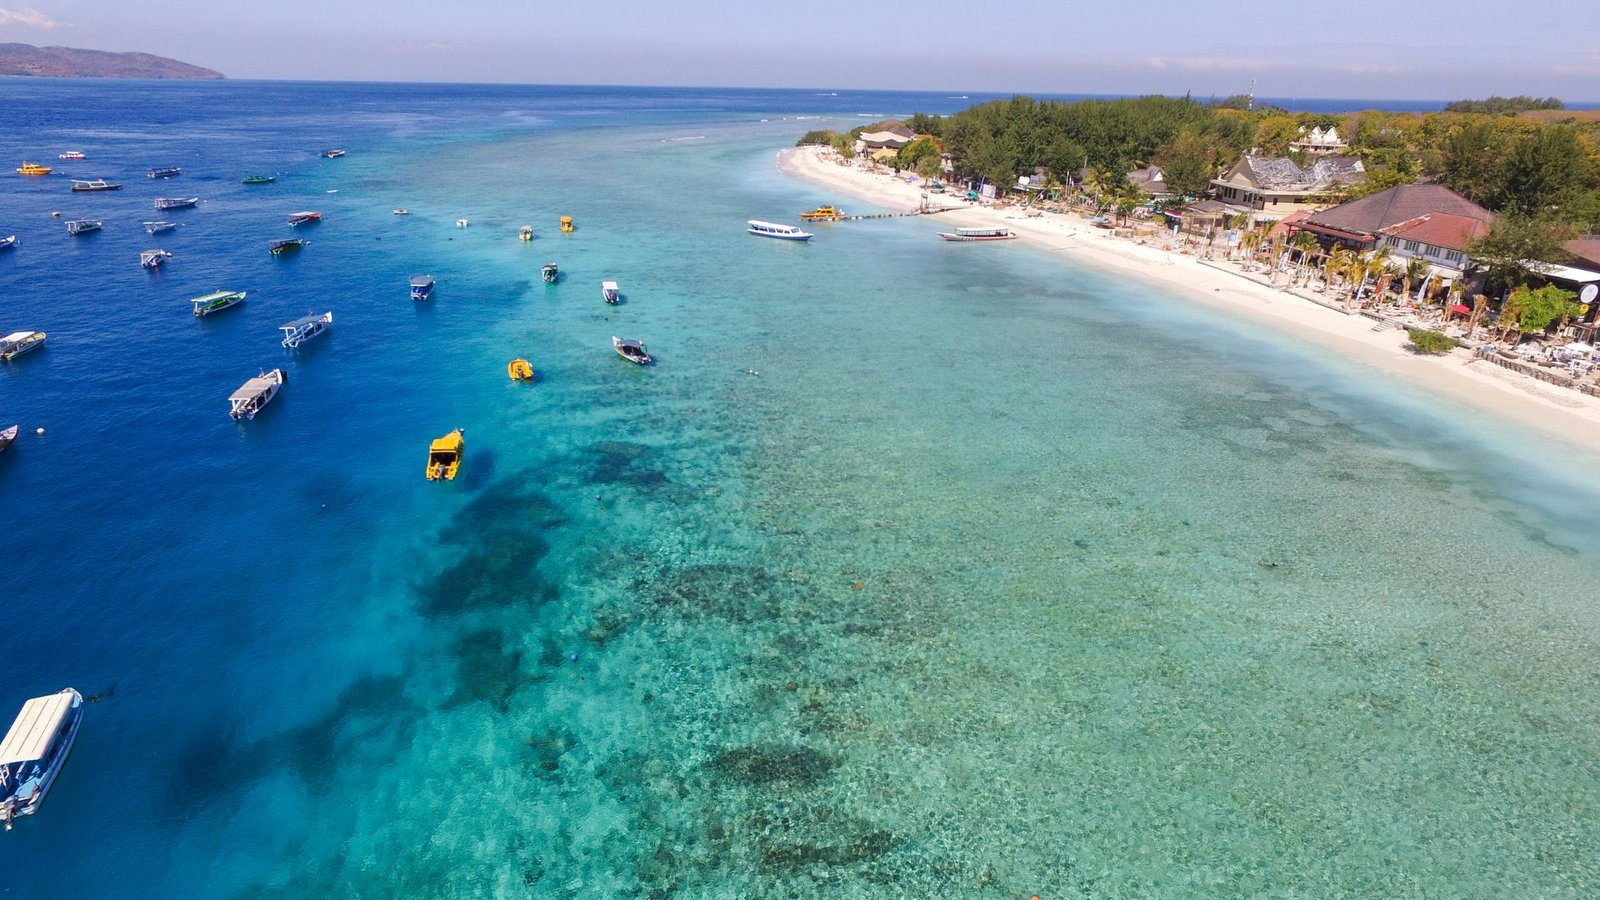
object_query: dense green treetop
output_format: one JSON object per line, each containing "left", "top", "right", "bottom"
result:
{"left": 1444, "top": 96, "right": 1564, "bottom": 115}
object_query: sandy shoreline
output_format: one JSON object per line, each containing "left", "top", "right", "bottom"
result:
{"left": 778, "top": 145, "right": 1600, "bottom": 459}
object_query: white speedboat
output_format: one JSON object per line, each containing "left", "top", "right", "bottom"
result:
{"left": 0, "top": 331, "right": 46, "bottom": 361}
{"left": 602, "top": 281, "right": 620, "bottom": 304}
{"left": 747, "top": 220, "right": 814, "bottom": 241}
{"left": 229, "top": 369, "right": 287, "bottom": 420}
{"left": 0, "top": 688, "right": 84, "bottom": 830}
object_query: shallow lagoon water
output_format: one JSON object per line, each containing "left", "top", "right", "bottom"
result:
{"left": 3, "top": 81, "right": 1600, "bottom": 897}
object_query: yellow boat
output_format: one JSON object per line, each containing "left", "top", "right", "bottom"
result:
{"left": 508, "top": 359, "right": 534, "bottom": 382}
{"left": 518, "top": 225, "right": 533, "bottom": 241}
{"left": 559, "top": 215, "right": 574, "bottom": 234}
{"left": 17, "top": 162, "right": 52, "bottom": 176}
{"left": 425, "top": 428, "right": 464, "bottom": 481}
{"left": 800, "top": 205, "right": 842, "bottom": 220}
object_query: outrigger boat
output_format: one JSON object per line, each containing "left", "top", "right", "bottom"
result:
{"left": 147, "top": 166, "right": 182, "bottom": 179}
{"left": 65, "top": 219, "right": 101, "bottom": 236}
{"left": 58, "top": 151, "right": 86, "bottom": 161}
{"left": 541, "top": 262, "right": 558, "bottom": 283}
{"left": 241, "top": 175, "right": 277, "bottom": 184}
{"left": 800, "top": 205, "right": 843, "bottom": 220}
{"left": 268, "top": 238, "right": 306, "bottom": 255}
{"left": 280, "top": 311, "right": 332, "bottom": 349}
{"left": 518, "top": 225, "right": 533, "bottom": 241}
{"left": 191, "top": 290, "right": 246, "bottom": 317}
{"left": 508, "top": 358, "right": 534, "bottom": 381}
{"left": 747, "top": 220, "right": 813, "bottom": 241}
{"left": 154, "top": 197, "right": 199, "bottom": 210}
{"left": 612, "top": 336, "right": 651, "bottom": 365}
{"left": 936, "top": 226, "right": 1017, "bottom": 242}
{"left": 601, "top": 281, "right": 620, "bottom": 304}
{"left": 410, "top": 275, "right": 435, "bottom": 301}
{"left": 288, "top": 211, "right": 322, "bottom": 226}
{"left": 0, "top": 424, "right": 16, "bottom": 453}
{"left": 228, "top": 369, "right": 287, "bottom": 420}
{"left": 425, "top": 429, "right": 464, "bottom": 481}
{"left": 0, "top": 331, "right": 46, "bottom": 361}
{"left": 0, "top": 688, "right": 85, "bottom": 831}
{"left": 321, "top": 149, "right": 346, "bottom": 158}
{"left": 140, "top": 249, "right": 173, "bottom": 269}
{"left": 70, "top": 179, "right": 121, "bottom": 192}
{"left": 144, "top": 221, "right": 180, "bottom": 234}
{"left": 560, "top": 215, "right": 574, "bottom": 234}
{"left": 16, "top": 163, "right": 51, "bottom": 176}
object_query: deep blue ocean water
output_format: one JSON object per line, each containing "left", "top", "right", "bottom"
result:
{"left": 4, "top": 80, "right": 1600, "bottom": 897}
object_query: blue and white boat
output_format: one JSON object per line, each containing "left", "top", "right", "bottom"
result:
{"left": 147, "top": 166, "right": 182, "bottom": 179}
{"left": 0, "top": 688, "right": 84, "bottom": 830}
{"left": 280, "top": 311, "right": 332, "bottom": 349}
{"left": 410, "top": 275, "right": 435, "bottom": 301}
{"left": 747, "top": 219, "right": 813, "bottom": 241}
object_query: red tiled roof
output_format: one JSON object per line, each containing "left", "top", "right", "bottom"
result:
{"left": 1268, "top": 209, "right": 1313, "bottom": 238}
{"left": 1379, "top": 213, "right": 1492, "bottom": 253}
{"left": 1566, "top": 238, "right": 1600, "bottom": 270}
{"left": 1304, "top": 184, "right": 1493, "bottom": 237}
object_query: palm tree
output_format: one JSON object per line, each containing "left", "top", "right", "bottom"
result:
{"left": 1466, "top": 293, "right": 1491, "bottom": 338}
{"left": 1238, "top": 228, "right": 1262, "bottom": 264}
{"left": 1325, "top": 246, "right": 1355, "bottom": 293}
{"left": 1400, "top": 258, "right": 1429, "bottom": 308}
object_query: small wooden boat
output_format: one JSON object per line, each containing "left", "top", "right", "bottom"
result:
{"left": 191, "top": 290, "right": 246, "bottom": 317}
{"left": 602, "top": 281, "right": 620, "bottom": 304}
{"left": 0, "top": 688, "right": 85, "bottom": 830}
{"left": 268, "top": 238, "right": 307, "bottom": 255}
{"left": 936, "top": 227, "right": 1016, "bottom": 241}
{"left": 613, "top": 336, "right": 651, "bottom": 365}
{"left": 321, "top": 149, "right": 346, "bottom": 159}
{"left": 58, "top": 151, "right": 86, "bottom": 161}
{"left": 518, "top": 225, "right": 533, "bottom": 241}
{"left": 144, "top": 221, "right": 180, "bottom": 234}
{"left": 280, "top": 311, "right": 332, "bottom": 349}
{"left": 228, "top": 369, "right": 287, "bottom": 420}
{"left": 16, "top": 163, "right": 52, "bottom": 176}
{"left": 147, "top": 166, "right": 182, "bottom": 179}
{"left": 410, "top": 275, "right": 435, "bottom": 301}
{"left": 140, "top": 249, "right": 172, "bottom": 269}
{"left": 747, "top": 220, "right": 813, "bottom": 241}
{"left": 0, "top": 424, "right": 16, "bottom": 453}
{"left": 65, "top": 219, "right": 101, "bottom": 236}
{"left": 508, "top": 359, "right": 534, "bottom": 382}
{"left": 560, "top": 215, "right": 574, "bottom": 234}
{"left": 242, "top": 175, "right": 277, "bottom": 184}
{"left": 800, "top": 205, "right": 842, "bottom": 220}
{"left": 70, "top": 179, "right": 122, "bottom": 192}
{"left": 541, "top": 262, "right": 558, "bottom": 284}
{"left": 288, "top": 211, "right": 322, "bottom": 226}
{"left": 426, "top": 428, "right": 464, "bottom": 481}
{"left": 154, "top": 197, "right": 199, "bottom": 210}
{"left": 0, "top": 236, "right": 15, "bottom": 250}
{"left": 0, "top": 331, "right": 46, "bottom": 361}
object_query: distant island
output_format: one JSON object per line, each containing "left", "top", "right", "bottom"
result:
{"left": 0, "top": 43, "right": 223, "bottom": 79}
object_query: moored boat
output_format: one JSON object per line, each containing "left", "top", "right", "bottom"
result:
{"left": 541, "top": 262, "right": 558, "bottom": 283}
{"left": 154, "top": 197, "right": 199, "bottom": 210}
{"left": 16, "top": 163, "right": 51, "bottom": 176}
{"left": 70, "top": 179, "right": 121, "bottom": 192}
{"left": 280, "top": 311, "right": 332, "bottom": 349}
{"left": 518, "top": 225, "right": 533, "bottom": 241}
{"left": 747, "top": 220, "right": 814, "bottom": 241}
{"left": 288, "top": 211, "right": 322, "bottom": 226}
{"left": 0, "top": 236, "right": 15, "bottom": 250}
{"left": 800, "top": 205, "right": 842, "bottom": 220}
{"left": 0, "top": 424, "right": 16, "bottom": 453}
{"left": 321, "top": 149, "right": 346, "bottom": 158}
{"left": 560, "top": 215, "right": 574, "bottom": 233}
{"left": 0, "top": 331, "right": 46, "bottom": 361}
{"left": 0, "top": 688, "right": 85, "bottom": 830}
{"left": 65, "top": 219, "right": 101, "bottom": 236}
{"left": 191, "top": 290, "right": 246, "bottom": 317}
{"left": 147, "top": 166, "right": 182, "bottom": 179}
{"left": 144, "top": 221, "right": 180, "bottom": 234}
{"left": 241, "top": 175, "right": 277, "bottom": 184}
{"left": 140, "top": 249, "right": 172, "bottom": 269}
{"left": 393, "top": 208, "right": 409, "bottom": 216}
{"left": 602, "top": 281, "right": 620, "bottom": 304}
{"left": 228, "top": 369, "right": 287, "bottom": 420}
{"left": 508, "top": 358, "right": 534, "bottom": 381}
{"left": 410, "top": 275, "right": 435, "bottom": 301}
{"left": 58, "top": 151, "right": 86, "bottom": 161}
{"left": 425, "top": 429, "right": 464, "bottom": 481}
{"left": 455, "top": 218, "right": 468, "bottom": 228}
{"left": 612, "top": 336, "right": 651, "bottom": 365}
{"left": 936, "top": 226, "right": 1016, "bottom": 241}
{"left": 268, "top": 238, "right": 306, "bottom": 255}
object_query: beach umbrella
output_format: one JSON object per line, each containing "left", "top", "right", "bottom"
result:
{"left": 1451, "top": 303, "right": 1471, "bottom": 315}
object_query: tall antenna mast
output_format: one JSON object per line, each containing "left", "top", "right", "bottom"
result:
{"left": 1247, "top": 78, "right": 1256, "bottom": 111}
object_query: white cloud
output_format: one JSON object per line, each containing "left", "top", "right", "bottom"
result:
{"left": 0, "top": 7, "right": 66, "bottom": 29}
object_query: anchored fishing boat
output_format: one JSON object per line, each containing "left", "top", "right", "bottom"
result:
{"left": 541, "top": 262, "right": 558, "bottom": 283}
{"left": 425, "top": 429, "right": 464, "bottom": 481}
{"left": 268, "top": 238, "right": 306, "bottom": 255}
{"left": 228, "top": 369, "right": 287, "bottom": 420}
{"left": 747, "top": 220, "right": 813, "bottom": 241}
{"left": 280, "top": 311, "right": 332, "bottom": 349}
{"left": 140, "top": 249, "right": 172, "bottom": 269}
{"left": 16, "top": 163, "right": 51, "bottom": 176}
{"left": 508, "top": 359, "right": 534, "bottom": 381}
{"left": 0, "top": 331, "right": 46, "bottom": 361}
{"left": 410, "top": 275, "right": 435, "bottom": 301}
{"left": 70, "top": 179, "right": 121, "bottom": 192}
{"left": 0, "top": 688, "right": 85, "bottom": 830}
{"left": 65, "top": 219, "right": 101, "bottom": 236}
{"left": 455, "top": 218, "right": 468, "bottom": 228}
{"left": 602, "top": 281, "right": 620, "bottom": 304}
{"left": 936, "top": 226, "right": 1016, "bottom": 242}
{"left": 393, "top": 208, "right": 409, "bottom": 216}
{"left": 287, "top": 211, "right": 322, "bottom": 226}
{"left": 147, "top": 166, "right": 182, "bottom": 179}
{"left": 321, "top": 149, "right": 346, "bottom": 158}
{"left": 518, "top": 225, "right": 533, "bottom": 241}
{"left": 144, "top": 221, "right": 180, "bottom": 234}
{"left": 0, "top": 424, "right": 16, "bottom": 453}
{"left": 612, "top": 336, "right": 651, "bottom": 365}
{"left": 154, "top": 197, "right": 199, "bottom": 210}
{"left": 58, "top": 151, "right": 86, "bottom": 161}
{"left": 0, "top": 236, "right": 15, "bottom": 250}
{"left": 241, "top": 175, "right": 277, "bottom": 184}
{"left": 191, "top": 290, "right": 246, "bottom": 317}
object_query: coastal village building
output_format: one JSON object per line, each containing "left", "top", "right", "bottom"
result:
{"left": 1210, "top": 155, "right": 1366, "bottom": 222}
{"left": 1127, "top": 165, "right": 1172, "bottom": 201}
{"left": 1290, "top": 125, "right": 1348, "bottom": 156}
{"left": 1299, "top": 183, "right": 1495, "bottom": 291}
{"left": 855, "top": 125, "right": 914, "bottom": 161}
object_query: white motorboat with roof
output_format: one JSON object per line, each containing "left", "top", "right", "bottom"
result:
{"left": 229, "top": 369, "right": 287, "bottom": 420}
{"left": 747, "top": 220, "right": 814, "bottom": 241}
{"left": 140, "top": 249, "right": 172, "bottom": 269}
{"left": 144, "top": 221, "right": 180, "bottom": 234}
{"left": 0, "top": 331, "right": 46, "bottom": 361}
{"left": 65, "top": 219, "right": 101, "bottom": 236}
{"left": 280, "top": 311, "right": 332, "bottom": 348}
{"left": 192, "top": 290, "right": 246, "bottom": 317}
{"left": 936, "top": 226, "right": 1016, "bottom": 241}
{"left": 0, "top": 688, "right": 84, "bottom": 830}
{"left": 410, "top": 276, "right": 435, "bottom": 301}
{"left": 70, "top": 179, "right": 121, "bottom": 192}
{"left": 288, "top": 211, "right": 322, "bottom": 226}
{"left": 0, "top": 236, "right": 14, "bottom": 250}
{"left": 147, "top": 166, "right": 182, "bottom": 179}
{"left": 602, "top": 281, "right": 620, "bottom": 304}
{"left": 154, "top": 197, "right": 199, "bottom": 210}
{"left": 613, "top": 336, "right": 651, "bottom": 365}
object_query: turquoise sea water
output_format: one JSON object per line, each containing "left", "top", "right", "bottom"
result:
{"left": 4, "top": 81, "right": 1600, "bottom": 897}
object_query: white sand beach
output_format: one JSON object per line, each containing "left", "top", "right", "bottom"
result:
{"left": 780, "top": 145, "right": 1600, "bottom": 459}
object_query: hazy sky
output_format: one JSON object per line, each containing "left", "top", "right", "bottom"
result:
{"left": 3, "top": 1, "right": 1597, "bottom": 101}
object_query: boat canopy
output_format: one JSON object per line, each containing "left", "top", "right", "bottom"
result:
{"left": 229, "top": 375, "right": 279, "bottom": 402}
{"left": 1, "top": 331, "right": 39, "bottom": 345}
{"left": 0, "top": 692, "right": 77, "bottom": 765}
{"left": 748, "top": 220, "right": 800, "bottom": 232}
{"left": 410, "top": 276, "right": 434, "bottom": 287}
{"left": 602, "top": 281, "right": 619, "bottom": 291}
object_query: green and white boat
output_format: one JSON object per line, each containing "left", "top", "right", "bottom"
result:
{"left": 191, "top": 290, "right": 246, "bottom": 318}
{"left": 241, "top": 175, "right": 277, "bottom": 184}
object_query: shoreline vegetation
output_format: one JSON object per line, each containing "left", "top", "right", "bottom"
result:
{"left": 779, "top": 144, "right": 1600, "bottom": 459}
